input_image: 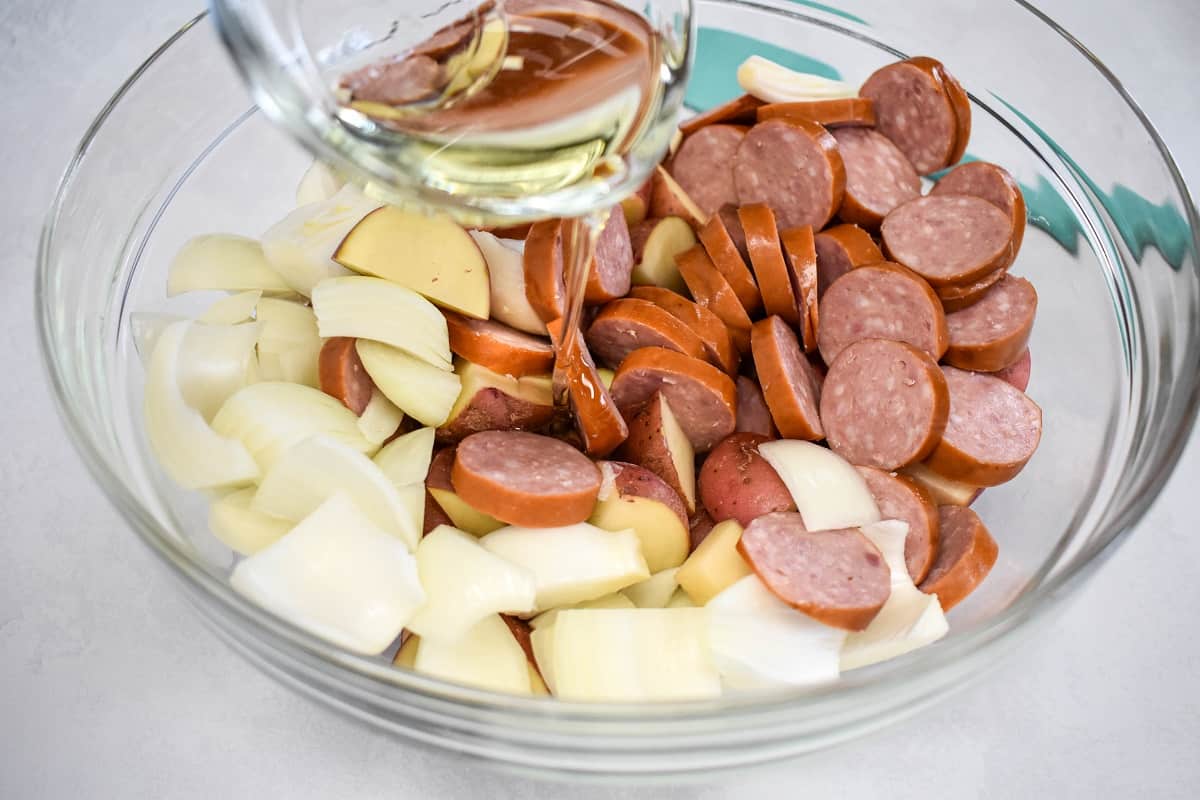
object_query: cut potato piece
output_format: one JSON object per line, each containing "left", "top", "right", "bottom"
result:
{"left": 549, "top": 609, "right": 721, "bottom": 702}
{"left": 529, "top": 592, "right": 636, "bottom": 631}
{"left": 620, "top": 178, "right": 654, "bottom": 227}
{"left": 438, "top": 359, "right": 554, "bottom": 441}
{"left": 374, "top": 427, "right": 436, "bottom": 487}
{"left": 199, "top": 290, "right": 263, "bottom": 325}
{"left": 597, "top": 367, "right": 615, "bottom": 389}
{"left": 261, "top": 185, "right": 378, "bottom": 295}
{"left": 648, "top": 167, "right": 708, "bottom": 230}
{"left": 758, "top": 440, "right": 881, "bottom": 532}
{"left": 479, "top": 523, "right": 649, "bottom": 611}
{"left": 335, "top": 206, "right": 490, "bottom": 320}
{"left": 407, "top": 526, "right": 537, "bottom": 643}
{"left": 311, "top": 276, "right": 451, "bottom": 370}
{"left": 166, "top": 234, "right": 292, "bottom": 296}
{"left": 356, "top": 389, "right": 404, "bottom": 445}
{"left": 255, "top": 297, "right": 322, "bottom": 387}
{"left": 144, "top": 322, "right": 260, "bottom": 490}
{"left": 231, "top": 493, "right": 425, "bottom": 655}
{"left": 296, "top": 160, "right": 345, "bottom": 206}
{"left": 900, "top": 462, "right": 980, "bottom": 507}
{"left": 414, "top": 614, "right": 533, "bottom": 695}
{"left": 530, "top": 621, "right": 558, "bottom": 694}
{"left": 177, "top": 321, "right": 260, "bottom": 422}
{"left": 619, "top": 392, "right": 696, "bottom": 512}
{"left": 427, "top": 488, "right": 506, "bottom": 536}
{"left": 251, "top": 434, "right": 420, "bottom": 550}
{"left": 589, "top": 494, "right": 689, "bottom": 574}
{"left": 666, "top": 588, "right": 696, "bottom": 608}
{"left": 392, "top": 633, "right": 420, "bottom": 669}
{"left": 356, "top": 339, "right": 461, "bottom": 427}
{"left": 841, "top": 520, "right": 948, "bottom": 671}
{"left": 211, "top": 381, "right": 375, "bottom": 472}
{"left": 529, "top": 664, "right": 550, "bottom": 696}
{"left": 209, "top": 487, "right": 292, "bottom": 556}
{"left": 622, "top": 568, "right": 680, "bottom": 609}
{"left": 469, "top": 231, "right": 546, "bottom": 335}
{"left": 630, "top": 217, "right": 695, "bottom": 294}
{"left": 676, "top": 520, "right": 751, "bottom": 605}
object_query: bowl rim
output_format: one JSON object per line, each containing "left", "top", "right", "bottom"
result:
{"left": 35, "top": 1, "right": 1200, "bottom": 728}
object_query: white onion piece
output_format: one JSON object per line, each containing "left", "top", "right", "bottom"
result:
{"left": 295, "top": 160, "right": 345, "bottom": 206}
{"left": 479, "top": 523, "right": 649, "bottom": 611}
{"left": 529, "top": 592, "right": 636, "bottom": 631}
{"left": 199, "top": 290, "right": 262, "bottom": 324}
{"left": 357, "top": 389, "right": 404, "bottom": 445}
{"left": 255, "top": 297, "right": 322, "bottom": 387}
{"left": 261, "top": 185, "right": 378, "bottom": 295}
{"left": 707, "top": 575, "right": 845, "bottom": 690}
{"left": 211, "top": 381, "right": 375, "bottom": 472}
{"left": 231, "top": 493, "right": 425, "bottom": 655}
{"left": 414, "top": 614, "right": 532, "bottom": 695}
{"left": 356, "top": 339, "right": 461, "bottom": 426}
{"left": 407, "top": 526, "right": 537, "bottom": 643}
{"left": 143, "top": 321, "right": 260, "bottom": 490}
{"left": 757, "top": 440, "right": 880, "bottom": 531}
{"left": 841, "top": 520, "right": 948, "bottom": 671}
{"left": 312, "top": 276, "right": 452, "bottom": 370}
{"left": 209, "top": 487, "right": 292, "bottom": 556}
{"left": 131, "top": 311, "right": 185, "bottom": 367}
{"left": 374, "top": 427, "right": 436, "bottom": 487}
{"left": 469, "top": 230, "right": 546, "bottom": 335}
{"left": 177, "top": 321, "right": 261, "bottom": 421}
{"left": 251, "top": 434, "right": 419, "bottom": 551}
{"left": 621, "top": 568, "right": 680, "bottom": 609}
{"left": 736, "top": 56, "right": 856, "bottom": 103}
{"left": 166, "top": 234, "right": 293, "bottom": 297}
{"left": 548, "top": 609, "right": 721, "bottom": 702}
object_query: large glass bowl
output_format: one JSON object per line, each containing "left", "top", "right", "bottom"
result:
{"left": 36, "top": 0, "right": 1200, "bottom": 778}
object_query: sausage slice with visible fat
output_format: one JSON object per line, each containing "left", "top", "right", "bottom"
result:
{"left": 918, "top": 505, "right": 997, "bottom": 611}
{"left": 936, "top": 267, "right": 1007, "bottom": 312}
{"left": 585, "top": 297, "right": 707, "bottom": 368}
{"left": 833, "top": 127, "right": 921, "bottom": 230}
{"left": 671, "top": 125, "right": 747, "bottom": 216}
{"left": 932, "top": 160, "right": 1026, "bottom": 264}
{"left": 734, "top": 117, "right": 845, "bottom": 230}
{"left": 943, "top": 275, "right": 1037, "bottom": 372}
{"left": 549, "top": 320, "right": 629, "bottom": 457}
{"left": 584, "top": 209, "right": 634, "bottom": 305}
{"left": 523, "top": 219, "right": 566, "bottom": 324}
{"left": 627, "top": 286, "right": 740, "bottom": 375}
{"left": 735, "top": 375, "right": 777, "bottom": 437}
{"left": 697, "top": 212, "right": 762, "bottom": 315}
{"left": 814, "top": 223, "right": 884, "bottom": 297}
{"left": 856, "top": 466, "right": 940, "bottom": 584}
{"left": 444, "top": 311, "right": 554, "bottom": 377}
{"left": 739, "top": 204, "right": 802, "bottom": 328}
{"left": 780, "top": 225, "right": 820, "bottom": 352}
{"left": 860, "top": 58, "right": 960, "bottom": 174}
{"left": 674, "top": 244, "right": 754, "bottom": 353}
{"left": 319, "top": 337, "right": 374, "bottom": 415}
{"left": 751, "top": 316, "right": 824, "bottom": 441}
{"left": 881, "top": 195, "right": 1015, "bottom": 286}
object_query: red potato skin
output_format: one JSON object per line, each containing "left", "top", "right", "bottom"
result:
{"left": 436, "top": 385, "right": 556, "bottom": 443}
{"left": 615, "top": 392, "right": 695, "bottom": 513}
{"left": 600, "top": 461, "right": 689, "bottom": 528}
{"left": 319, "top": 337, "right": 374, "bottom": 415}
{"left": 423, "top": 489, "right": 454, "bottom": 535}
{"left": 698, "top": 433, "right": 795, "bottom": 528}
{"left": 501, "top": 614, "right": 539, "bottom": 669}
{"left": 689, "top": 508, "right": 716, "bottom": 551}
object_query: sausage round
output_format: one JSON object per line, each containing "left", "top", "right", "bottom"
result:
{"left": 627, "top": 286, "right": 740, "bottom": 375}
{"left": 814, "top": 223, "right": 884, "bottom": 297}
{"left": 833, "top": 127, "right": 921, "bottom": 230}
{"left": 936, "top": 267, "right": 1007, "bottom": 312}
{"left": 926, "top": 366, "right": 1042, "bottom": 486}
{"left": 918, "top": 505, "right": 998, "bottom": 611}
{"left": 318, "top": 337, "right": 374, "bottom": 414}
{"left": 523, "top": 219, "right": 566, "bottom": 323}
{"left": 609, "top": 346, "right": 737, "bottom": 453}
{"left": 738, "top": 512, "right": 891, "bottom": 631}
{"left": 444, "top": 311, "right": 554, "bottom": 377}
{"left": 943, "top": 275, "right": 1037, "bottom": 372}
{"left": 679, "top": 93, "right": 763, "bottom": 137}
{"left": 699, "top": 432, "right": 796, "bottom": 527}
{"left": 740, "top": 204, "right": 802, "bottom": 327}
{"left": 860, "top": 59, "right": 958, "bottom": 174}
{"left": 674, "top": 244, "right": 754, "bottom": 353}
{"left": 909, "top": 57, "right": 973, "bottom": 167}
{"left": 585, "top": 297, "right": 707, "bottom": 368}
{"left": 584, "top": 209, "right": 634, "bottom": 305}
{"left": 820, "top": 338, "right": 950, "bottom": 471}
{"left": 450, "top": 430, "right": 602, "bottom": 527}
{"left": 718, "top": 204, "right": 750, "bottom": 261}
{"left": 735, "top": 375, "right": 777, "bottom": 437}
{"left": 817, "top": 261, "right": 949, "bottom": 365}
{"left": 756, "top": 97, "right": 877, "bottom": 128}
{"left": 856, "top": 466, "right": 940, "bottom": 584}
{"left": 780, "top": 225, "right": 820, "bottom": 353}
{"left": 932, "top": 161, "right": 1026, "bottom": 263}
{"left": 733, "top": 118, "right": 846, "bottom": 230}
{"left": 751, "top": 316, "right": 824, "bottom": 441}
{"left": 994, "top": 347, "right": 1032, "bottom": 392}
{"left": 697, "top": 212, "right": 762, "bottom": 315}
{"left": 881, "top": 195, "right": 1015, "bottom": 286}
{"left": 670, "top": 125, "right": 747, "bottom": 216}
{"left": 549, "top": 320, "right": 629, "bottom": 457}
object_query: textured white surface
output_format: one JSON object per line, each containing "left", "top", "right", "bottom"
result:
{"left": 2, "top": 0, "right": 1199, "bottom": 796}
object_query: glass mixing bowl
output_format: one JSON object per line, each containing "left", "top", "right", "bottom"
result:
{"left": 36, "top": 0, "right": 1200, "bottom": 778}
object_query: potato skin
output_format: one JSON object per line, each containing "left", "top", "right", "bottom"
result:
{"left": 600, "top": 461, "right": 688, "bottom": 527}
{"left": 436, "top": 387, "right": 554, "bottom": 442}
{"left": 698, "top": 432, "right": 795, "bottom": 527}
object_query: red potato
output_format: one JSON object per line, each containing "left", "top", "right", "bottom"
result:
{"left": 423, "top": 488, "right": 454, "bottom": 535}
{"left": 436, "top": 361, "right": 554, "bottom": 442}
{"left": 689, "top": 508, "right": 716, "bottom": 551}
{"left": 425, "top": 446, "right": 504, "bottom": 536}
{"left": 698, "top": 432, "right": 796, "bottom": 527}
{"left": 616, "top": 391, "right": 697, "bottom": 513}
{"left": 649, "top": 166, "right": 708, "bottom": 231}
{"left": 590, "top": 461, "right": 690, "bottom": 573}
{"left": 629, "top": 216, "right": 695, "bottom": 294}
{"left": 318, "top": 337, "right": 375, "bottom": 415}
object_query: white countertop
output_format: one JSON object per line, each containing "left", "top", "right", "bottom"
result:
{"left": 3, "top": 1, "right": 1198, "bottom": 796}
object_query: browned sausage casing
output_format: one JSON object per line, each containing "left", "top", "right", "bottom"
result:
{"left": 319, "top": 337, "right": 374, "bottom": 415}
{"left": 943, "top": 275, "right": 1037, "bottom": 372}
{"left": 444, "top": 311, "right": 554, "bottom": 378}
{"left": 918, "top": 505, "right": 998, "bottom": 611}
{"left": 740, "top": 204, "right": 802, "bottom": 328}
{"left": 678, "top": 93, "right": 764, "bottom": 137}
{"left": 697, "top": 212, "right": 762, "bottom": 315}
{"left": 856, "top": 466, "right": 940, "bottom": 584}
{"left": 627, "top": 286, "right": 740, "bottom": 375}
{"left": 584, "top": 209, "right": 634, "bottom": 305}
{"left": 733, "top": 118, "right": 846, "bottom": 230}
{"left": 757, "top": 97, "right": 876, "bottom": 128}
{"left": 585, "top": 297, "right": 707, "bottom": 369}
{"left": 674, "top": 244, "right": 754, "bottom": 353}
{"left": 751, "top": 316, "right": 824, "bottom": 441}
{"left": 881, "top": 195, "right": 1015, "bottom": 286}
{"left": 814, "top": 223, "right": 884, "bottom": 298}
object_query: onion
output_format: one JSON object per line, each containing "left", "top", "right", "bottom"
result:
{"left": 356, "top": 389, "right": 404, "bottom": 446}
{"left": 356, "top": 339, "right": 461, "bottom": 426}
{"left": 260, "top": 185, "right": 378, "bottom": 296}
{"left": 736, "top": 56, "right": 856, "bottom": 103}
{"left": 255, "top": 297, "right": 321, "bottom": 387}
{"left": 757, "top": 440, "right": 881, "bottom": 531}
{"left": 209, "top": 487, "right": 292, "bottom": 556}
{"left": 130, "top": 311, "right": 185, "bottom": 367}
{"left": 295, "top": 160, "right": 345, "bottom": 206}
{"left": 414, "top": 614, "right": 532, "bottom": 695}
{"left": 166, "top": 234, "right": 292, "bottom": 296}
{"left": 374, "top": 427, "right": 436, "bottom": 487}
{"left": 173, "top": 321, "right": 261, "bottom": 422}
{"left": 199, "top": 290, "right": 262, "bottom": 325}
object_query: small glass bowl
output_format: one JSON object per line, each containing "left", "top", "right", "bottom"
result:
{"left": 36, "top": 0, "right": 1200, "bottom": 778}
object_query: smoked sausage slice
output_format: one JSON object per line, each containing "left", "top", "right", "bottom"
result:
{"left": 735, "top": 375, "right": 777, "bottom": 437}
{"left": 697, "top": 212, "right": 762, "bottom": 315}
{"left": 832, "top": 127, "right": 921, "bottom": 230}
{"left": 549, "top": 319, "right": 629, "bottom": 458}
{"left": 444, "top": 311, "right": 554, "bottom": 377}
{"left": 674, "top": 244, "right": 754, "bottom": 353}
{"left": 881, "top": 195, "right": 1015, "bottom": 287}
{"left": 678, "top": 93, "right": 763, "bottom": 137}
{"left": 860, "top": 58, "right": 959, "bottom": 174}
{"left": 918, "top": 505, "right": 998, "bottom": 611}
{"left": 780, "top": 225, "right": 820, "bottom": 352}
{"left": 994, "top": 348, "right": 1032, "bottom": 392}
{"left": 856, "top": 466, "right": 940, "bottom": 584}
{"left": 584, "top": 209, "right": 635, "bottom": 305}
{"left": 699, "top": 432, "right": 795, "bottom": 527}
{"left": 932, "top": 161, "right": 1026, "bottom": 264}
{"left": 814, "top": 223, "right": 884, "bottom": 297}
{"left": 585, "top": 297, "right": 707, "bottom": 368}
{"left": 943, "top": 275, "right": 1037, "bottom": 372}
{"left": 523, "top": 219, "right": 566, "bottom": 324}
{"left": 740, "top": 204, "right": 802, "bottom": 327}
{"left": 733, "top": 117, "right": 846, "bottom": 230}
{"left": 318, "top": 337, "right": 374, "bottom": 415}
{"left": 671, "top": 125, "right": 747, "bottom": 216}
{"left": 908, "top": 56, "right": 973, "bottom": 167}
{"left": 936, "top": 267, "right": 1006, "bottom": 313}
{"left": 750, "top": 316, "right": 824, "bottom": 441}
{"left": 627, "top": 285, "right": 740, "bottom": 375}
{"left": 756, "top": 97, "right": 876, "bottom": 128}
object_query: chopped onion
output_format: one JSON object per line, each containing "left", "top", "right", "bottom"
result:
{"left": 295, "top": 160, "right": 345, "bottom": 206}
{"left": 209, "top": 487, "right": 292, "bottom": 556}
{"left": 621, "top": 568, "right": 680, "bottom": 609}
{"left": 414, "top": 614, "right": 532, "bottom": 695}
{"left": 166, "top": 234, "right": 292, "bottom": 296}
{"left": 143, "top": 321, "right": 260, "bottom": 490}
{"left": 757, "top": 440, "right": 881, "bottom": 531}
{"left": 737, "top": 56, "right": 856, "bottom": 103}
{"left": 176, "top": 321, "right": 261, "bottom": 422}
{"left": 312, "top": 276, "right": 452, "bottom": 370}
{"left": 261, "top": 185, "right": 379, "bottom": 295}
{"left": 374, "top": 427, "right": 436, "bottom": 487}
{"left": 231, "top": 493, "right": 425, "bottom": 655}
{"left": 357, "top": 389, "right": 404, "bottom": 445}
{"left": 356, "top": 339, "right": 461, "bottom": 427}
{"left": 255, "top": 297, "right": 321, "bottom": 387}
{"left": 199, "top": 290, "right": 262, "bottom": 324}
{"left": 468, "top": 230, "right": 546, "bottom": 335}
{"left": 529, "top": 592, "right": 636, "bottom": 631}
{"left": 251, "top": 434, "right": 420, "bottom": 550}
{"left": 130, "top": 311, "right": 185, "bottom": 367}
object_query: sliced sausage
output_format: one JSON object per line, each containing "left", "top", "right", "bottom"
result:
{"left": 757, "top": 97, "right": 876, "bottom": 128}
{"left": 697, "top": 212, "right": 762, "bottom": 315}
{"left": 735, "top": 375, "right": 777, "bottom": 437}
{"left": 814, "top": 223, "right": 884, "bottom": 297}
{"left": 584, "top": 209, "right": 634, "bottom": 305}
{"left": 738, "top": 512, "right": 891, "bottom": 631}
{"left": 909, "top": 56, "right": 973, "bottom": 167}
{"left": 932, "top": 161, "right": 1026, "bottom": 263}
{"left": 833, "top": 127, "right": 921, "bottom": 230}
{"left": 817, "top": 261, "right": 949, "bottom": 365}
{"left": 918, "top": 505, "right": 997, "bottom": 611}
{"left": 856, "top": 466, "right": 940, "bottom": 584}
{"left": 609, "top": 346, "right": 737, "bottom": 453}
{"left": 994, "top": 347, "right": 1031, "bottom": 392}
{"left": 718, "top": 204, "right": 750, "bottom": 262}
{"left": 674, "top": 244, "right": 754, "bottom": 353}
{"left": 423, "top": 488, "right": 454, "bottom": 535}
{"left": 523, "top": 219, "right": 566, "bottom": 323}
{"left": 617, "top": 391, "right": 696, "bottom": 512}
{"left": 739, "top": 204, "right": 802, "bottom": 327}
{"left": 425, "top": 445, "right": 455, "bottom": 492}
{"left": 318, "top": 337, "right": 374, "bottom": 415}
{"left": 699, "top": 432, "right": 795, "bottom": 527}
{"left": 585, "top": 297, "right": 707, "bottom": 368}
{"left": 943, "top": 275, "right": 1037, "bottom": 372}
{"left": 780, "top": 225, "right": 820, "bottom": 352}
{"left": 936, "top": 267, "right": 1006, "bottom": 312}
{"left": 860, "top": 59, "right": 958, "bottom": 174}
{"left": 751, "top": 316, "right": 824, "bottom": 441}
{"left": 649, "top": 167, "right": 708, "bottom": 231}
{"left": 627, "top": 286, "right": 739, "bottom": 375}
{"left": 926, "top": 366, "right": 1042, "bottom": 486}
{"left": 451, "top": 431, "right": 601, "bottom": 528}
{"left": 733, "top": 118, "right": 846, "bottom": 230}
{"left": 444, "top": 311, "right": 554, "bottom": 377}
{"left": 670, "top": 125, "right": 747, "bottom": 216}
{"left": 678, "top": 93, "right": 763, "bottom": 137}
{"left": 600, "top": 460, "right": 689, "bottom": 528}
{"left": 550, "top": 320, "right": 628, "bottom": 457}
{"left": 881, "top": 195, "right": 1015, "bottom": 286}
{"left": 820, "top": 338, "right": 950, "bottom": 470}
